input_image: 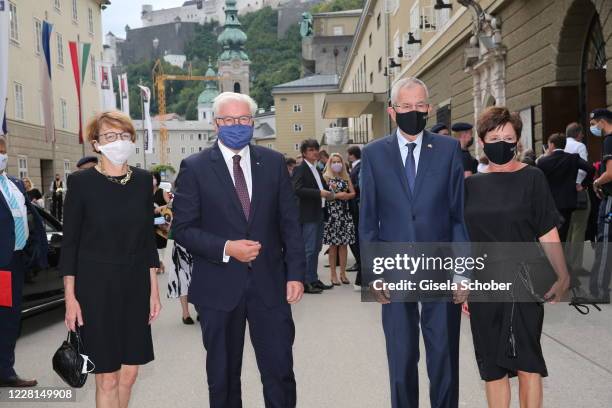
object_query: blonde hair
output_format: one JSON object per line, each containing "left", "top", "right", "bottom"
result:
{"left": 22, "top": 176, "right": 33, "bottom": 189}
{"left": 323, "top": 153, "right": 350, "bottom": 182}
{"left": 85, "top": 111, "right": 136, "bottom": 145}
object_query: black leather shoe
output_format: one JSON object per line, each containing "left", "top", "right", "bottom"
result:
{"left": 314, "top": 280, "right": 334, "bottom": 290}
{"left": 182, "top": 316, "right": 195, "bottom": 325}
{"left": 347, "top": 264, "right": 360, "bottom": 272}
{"left": 0, "top": 376, "right": 38, "bottom": 387}
{"left": 304, "top": 283, "right": 323, "bottom": 294}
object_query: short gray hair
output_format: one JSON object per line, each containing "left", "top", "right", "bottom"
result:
{"left": 566, "top": 122, "right": 583, "bottom": 139}
{"left": 212, "top": 92, "right": 258, "bottom": 117}
{"left": 390, "top": 77, "right": 430, "bottom": 105}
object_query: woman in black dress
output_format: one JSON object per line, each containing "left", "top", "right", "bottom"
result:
{"left": 464, "top": 107, "right": 570, "bottom": 408}
{"left": 22, "top": 177, "right": 43, "bottom": 207}
{"left": 152, "top": 171, "right": 170, "bottom": 273}
{"left": 60, "top": 111, "right": 161, "bottom": 407}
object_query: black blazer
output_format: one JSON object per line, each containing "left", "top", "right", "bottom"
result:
{"left": 292, "top": 160, "right": 326, "bottom": 223}
{"left": 537, "top": 150, "right": 594, "bottom": 211}
{"left": 172, "top": 143, "right": 306, "bottom": 311}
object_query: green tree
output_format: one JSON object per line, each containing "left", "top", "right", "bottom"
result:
{"left": 311, "top": 0, "right": 365, "bottom": 13}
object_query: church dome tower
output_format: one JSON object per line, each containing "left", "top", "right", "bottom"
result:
{"left": 217, "top": 0, "right": 250, "bottom": 94}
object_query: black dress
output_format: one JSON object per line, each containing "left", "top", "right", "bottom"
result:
{"left": 59, "top": 167, "right": 159, "bottom": 374}
{"left": 464, "top": 165, "right": 558, "bottom": 381}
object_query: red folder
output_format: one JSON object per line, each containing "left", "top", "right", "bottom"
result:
{"left": 0, "top": 271, "right": 12, "bottom": 307}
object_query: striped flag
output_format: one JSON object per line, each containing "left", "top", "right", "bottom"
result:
{"left": 0, "top": 0, "right": 9, "bottom": 136}
{"left": 68, "top": 41, "right": 91, "bottom": 144}
{"left": 137, "top": 85, "right": 153, "bottom": 154}
{"left": 98, "top": 61, "right": 116, "bottom": 110}
{"left": 40, "top": 21, "right": 55, "bottom": 142}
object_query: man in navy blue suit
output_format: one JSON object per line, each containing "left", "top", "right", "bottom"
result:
{"left": 172, "top": 92, "right": 306, "bottom": 407}
{"left": 360, "top": 78, "right": 470, "bottom": 408}
{"left": 0, "top": 135, "right": 48, "bottom": 387}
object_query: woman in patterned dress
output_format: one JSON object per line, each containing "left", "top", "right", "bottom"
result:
{"left": 322, "top": 153, "right": 356, "bottom": 285}
{"left": 166, "top": 237, "right": 196, "bottom": 325}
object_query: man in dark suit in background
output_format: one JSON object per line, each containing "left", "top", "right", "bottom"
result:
{"left": 292, "top": 139, "right": 334, "bottom": 294}
{"left": 537, "top": 133, "right": 594, "bottom": 242}
{"left": 360, "top": 78, "right": 469, "bottom": 408}
{"left": 172, "top": 92, "right": 305, "bottom": 407}
{"left": 0, "top": 135, "right": 48, "bottom": 387}
{"left": 451, "top": 122, "right": 478, "bottom": 177}
{"left": 347, "top": 145, "right": 362, "bottom": 285}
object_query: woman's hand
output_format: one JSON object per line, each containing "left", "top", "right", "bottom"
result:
{"left": 334, "top": 192, "right": 348, "bottom": 200}
{"left": 544, "top": 276, "right": 570, "bottom": 304}
{"left": 64, "top": 296, "right": 84, "bottom": 331}
{"left": 149, "top": 292, "right": 162, "bottom": 324}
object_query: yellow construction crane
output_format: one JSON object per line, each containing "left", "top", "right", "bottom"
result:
{"left": 152, "top": 59, "right": 219, "bottom": 164}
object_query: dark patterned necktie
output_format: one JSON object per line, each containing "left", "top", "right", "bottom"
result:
{"left": 405, "top": 143, "right": 416, "bottom": 192}
{"left": 232, "top": 154, "right": 250, "bottom": 220}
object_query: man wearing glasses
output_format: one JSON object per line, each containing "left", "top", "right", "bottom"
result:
{"left": 171, "top": 92, "right": 306, "bottom": 407}
{"left": 359, "top": 78, "right": 469, "bottom": 408}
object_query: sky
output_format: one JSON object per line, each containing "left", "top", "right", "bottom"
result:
{"left": 102, "top": 0, "right": 184, "bottom": 40}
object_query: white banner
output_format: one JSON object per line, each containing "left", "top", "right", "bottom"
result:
{"left": 0, "top": 0, "right": 9, "bottom": 135}
{"left": 99, "top": 62, "right": 116, "bottom": 111}
{"left": 137, "top": 85, "right": 153, "bottom": 154}
{"left": 119, "top": 73, "right": 130, "bottom": 116}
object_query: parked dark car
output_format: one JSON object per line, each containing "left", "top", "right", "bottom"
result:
{"left": 21, "top": 205, "right": 64, "bottom": 318}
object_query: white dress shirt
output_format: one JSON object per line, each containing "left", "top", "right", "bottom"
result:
{"left": 0, "top": 173, "right": 29, "bottom": 249}
{"left": 305, "top": 159, "right": 326, "bottom": 208}
{"left": 564, "top": 137, "right": 588, "bottom": 184}
{"left": 397, "top": 128, "right": 423, "bottom": 174}
{"left": 218, "top": 142, "right": 253, "bottom": 262}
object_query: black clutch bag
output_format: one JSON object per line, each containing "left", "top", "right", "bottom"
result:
{"left": 52, "top": 329, "right": 93, "bottom": 388}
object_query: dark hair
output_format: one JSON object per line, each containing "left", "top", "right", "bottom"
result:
{"left": 319, "top": 149, "right": 329, "bottom": 159}
{"left": 300, "top": 139, "right": 320, "bottom": 154}
{"left": 286, "top": 157, "right": 296, "bottom": 166}
{"left": 477, "top": 107, "right": 523, "bottom": 140}
{"left": 152, "top": 171, "right": 162, "bottom": 186}
{"left": 548, "top": 133, "right": 567, "bottom": 150}
{"left": 565, "top": 122, "right": 583, "bottom": 140}
{"left": 347, "top": 145, "right": 362, "bottom": 159}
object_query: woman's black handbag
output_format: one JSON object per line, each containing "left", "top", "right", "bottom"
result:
{"left": 52, "top": 329, "right": 93, "bottom": 388}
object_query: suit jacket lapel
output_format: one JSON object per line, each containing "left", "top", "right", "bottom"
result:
{"left": 385, "top": 132, "right": 413, "bottom": 201}
{"left": 210, "top": 143, "right": 246, "bottom": 222}
{"left": 248, "top": 145, "right": 262, "bottom": 226}
{"left": 413, "top": 131, "right": 434, "bottom": 198}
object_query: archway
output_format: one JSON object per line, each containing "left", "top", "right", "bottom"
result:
{"left": 234, "top": 82, "right": 241, "bottom": 94}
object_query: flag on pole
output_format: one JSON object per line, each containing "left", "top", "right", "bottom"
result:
{"left": 40, "top": 21, "right": 55, "bottom": 142}
{"left": 119, "top": 73, "right": 130, "bottom": 117}
{"left": 98, "top": 62, "right": 116, "bottom": 110}
{"left": 68, "top": 41, "right": 91, "bottom": 144}
{"left": 1, "top": 112, "right": 7, "bottom": 135}
{"left": 137, "top": 85, "right": 153, "bottom": 154}
{"left": 0, "top": 0, "right": 9, "bottom": 136}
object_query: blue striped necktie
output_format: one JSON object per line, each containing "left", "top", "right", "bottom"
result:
{"left": 404, "top": 143, "right": 417, "bottom": 192}
{"left": 0, "top": 176, "right": 27, "bottom": 250}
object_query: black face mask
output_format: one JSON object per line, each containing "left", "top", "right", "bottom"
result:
{"left": 395, "top": 110, "right": 428, "bottom": 136}
{"left": 483, "top": 141, "right": 517, "bottom": 165}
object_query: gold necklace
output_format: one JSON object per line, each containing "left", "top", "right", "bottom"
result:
{"left": 96, "top": 163, "right": 132, "bottom": 185}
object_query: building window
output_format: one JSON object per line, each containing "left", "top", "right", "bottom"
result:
{"left": 267, "top": 143, "right": 273, "bottom": 149}
{"left": 56, "top": 33, "right": 64, "bottom": 66}
{"left": 167, "top": 147, "right": 170, "bottom": 153}
{"left": 293, "top": 124, "right": 303, "bottom": 132}
{"left": 181, "top": 147, "right": 186, "bottom": 154}
{"left": 378, "top": 57, "right": 382, "bottom": 72}
{"left": 191, "top": 147, "right": 195, "bottom": 153}
{"left": 72, "top": 0, "right": 78, "bottom": 21}
{"left": 34, "top": 18, "right": 42, "bottom": 54}
{"left": 152, "top": 147, "right": 156, "bottom": 154}
{"left": 333, "top": 26, "right": 343, "bottom": 36}
{"left": 136, "top": 147, "right": 140, "bottom": 154}
{"left": 90, "top": 55, "right": 96, "bottom": 82}
{"left": 17, "top": 156, "right": 27, "bottom": 179}
{"left": 54, "top": 0, "right": 61, "bottom": 12}
{"left": 370, "top": 72, "right": 374, "bottom": 85}
{"left": 198, "top": 133, "right": 202, "bottom": 140}
{"left": 190, "top": 134, "right": 194, "bottom": 140}
{"left": 376, "top": 13, "right": 381, "bottom": 29}
{"left": 64, "top": 160, "right": 71, "bottom": 178}
{"left": 13, "top": 82, "right": 24, "bottom": 120}
{"left": 136, "top": 163, "right": 142, "bottom": 168}
{"left": 60, "top": 98, "right": 68, "bottom": 129}
{"left": 88, "top": 8, "right": 94, "bottom": 34}
{"left": 9, "top": 2, "right": 19, "bottom": 43}
{"left": 369, "top": 33, "right": 372, "bottom": 47}
{"left": 294, "top": 143, "right": 299, "bottom": 151}
{"left": 180, "top": 134, "right": 185, "bottom": 141}
{"left": 293, "top": 104, "right": 302, "bottom": 113}
{"left": 199, "top": 147, "right": 203, "bottom": 151}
